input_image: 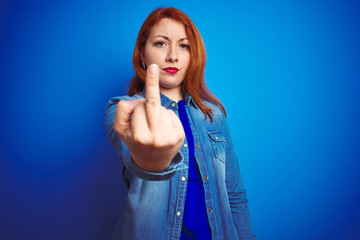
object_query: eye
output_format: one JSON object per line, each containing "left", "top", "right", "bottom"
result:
{"left": 154, "top": 41, "right": 166, "bottom": 47}
{"left": 180, "top": 44, "right": 190, "bottom": 50}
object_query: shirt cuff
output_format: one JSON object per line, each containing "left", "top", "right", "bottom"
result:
{"left": 122, "top": 148, "right": 187, "bottom": 181}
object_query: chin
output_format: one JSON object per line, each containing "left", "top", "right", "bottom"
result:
{"left": 159, "top": 78, "right": 183, "bottom": 88}
{"left": 159, "top": 81, "right": 183, "bottom": 90}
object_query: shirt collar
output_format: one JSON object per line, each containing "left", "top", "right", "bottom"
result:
{"left": 183, "top": 91, "right": 199, "bottom": 109}
{"left": 139, "top": 89, "right": 199, "bottom": 109}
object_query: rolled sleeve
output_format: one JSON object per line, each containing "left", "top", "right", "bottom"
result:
{"left": 104, "top": 96, "right": 187, "bottom": 181}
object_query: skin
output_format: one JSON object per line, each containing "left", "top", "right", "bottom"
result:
{"left": 113, "top": 18, "right": 189, "bottom": 171}
{"left": 141, "top": 18, "right": 190, "bottom": 102}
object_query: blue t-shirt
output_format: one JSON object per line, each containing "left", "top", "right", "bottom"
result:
{"left": 178, "top": 100, "right": 212, "bottom": 240}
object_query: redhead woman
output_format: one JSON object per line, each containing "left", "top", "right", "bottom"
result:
{"left": 105, "top": 7, "right": 256, "bottom": 240}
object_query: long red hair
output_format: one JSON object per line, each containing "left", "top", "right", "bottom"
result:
{"left": 128, "top": 7, "right": 226, "bottom": 122}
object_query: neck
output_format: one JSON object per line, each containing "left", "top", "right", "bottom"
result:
{"left": 160, "top": 86, "right": 183, "bottom": 102}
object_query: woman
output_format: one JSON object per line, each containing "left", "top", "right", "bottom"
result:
{"left": 105, "top": 7, "right": 256, "bottom": 240}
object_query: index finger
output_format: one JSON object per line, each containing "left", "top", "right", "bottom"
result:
{"left": 145, "top": 64, "right": 161, "bottom": 128}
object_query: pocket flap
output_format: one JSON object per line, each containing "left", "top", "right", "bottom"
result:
{"left": 207, "top": 130, "right": 226, "bottom": 143}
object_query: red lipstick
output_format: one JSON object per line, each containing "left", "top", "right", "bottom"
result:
{"left": 163, "top": 67, "right": 179, "bottom": 74}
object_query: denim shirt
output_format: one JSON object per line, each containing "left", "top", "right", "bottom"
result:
{"left": 104, "top": 91, "right": 256, "bottom": 240}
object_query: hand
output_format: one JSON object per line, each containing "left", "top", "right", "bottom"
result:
{"left": 113, "top": 64, "right": 185, "bottom": 172}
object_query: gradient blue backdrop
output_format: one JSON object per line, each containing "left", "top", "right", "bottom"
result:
{"left": 1, "top": 0, "right": 359, "bottom": 239}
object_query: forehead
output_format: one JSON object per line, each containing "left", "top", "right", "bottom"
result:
{"left": 149, "top": 18, "right": 187, "bottom": 39}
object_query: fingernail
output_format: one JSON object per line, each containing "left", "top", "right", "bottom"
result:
{"left": 148, "top": 64, "right": 158, "bottom": 76}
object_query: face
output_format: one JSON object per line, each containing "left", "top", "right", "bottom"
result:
{"left": 141, "top": 18, "right": 190, "bottom": 95}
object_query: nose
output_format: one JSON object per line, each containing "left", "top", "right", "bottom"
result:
{"left": 166, "top": 45, "right": 178, "bottom": 63}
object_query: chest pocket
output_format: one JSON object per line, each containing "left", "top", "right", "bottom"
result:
{"left": 207, "top": 130, "right": 226, "bottom": 164}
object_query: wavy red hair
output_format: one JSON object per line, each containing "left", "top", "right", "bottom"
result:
{"left": 128, "top": 7, "right": 226, "bottom": 122}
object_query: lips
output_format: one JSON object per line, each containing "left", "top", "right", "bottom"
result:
{"left": 163, "top": 67, "right": 179, "bottom": 74}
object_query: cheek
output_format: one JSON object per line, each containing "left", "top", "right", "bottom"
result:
{"left": 143, "top": 51, "right": 153, "bottom": 64}
{"left": 145, "top": 54, "right": 161, "bottom": 65}
{"left": 182, "top": 55, "right": 190, "bottom": 71}
{"left": 144, "top": 48, "right": 164, "bottom": 65}
{"left": 182, "top": 52, "right": 190, "bottom": 65}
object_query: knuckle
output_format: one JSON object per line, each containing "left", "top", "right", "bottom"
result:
{"left": 179, "top": 133, "right": 185, "bottom": 142}
{"left": 116, "top": 102, "right": 128, "bottom": 114}
{"left": 152, "top": 138, "right": 165, "bottom": 149}
{"left": 133, "top": 134, "right": 144, "bottom": 145}
{"left": 168, "top": 137, "right": 178, "bottom": 146}
{"left": 146, "top": 98, "right": 158, "bottom": 107}
{"left": 116, "top": 100, "right": 126, "bottom": 109}
{"left": 174, "top": 134, "right": 184, "bottom": 145}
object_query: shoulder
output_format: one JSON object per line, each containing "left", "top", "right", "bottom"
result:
{"left": 203, "top": 100, "right": 226, "bottom": 124}
{"left": 105, "top": 94, "right": 144, "bottom": 110}
{"left": 189, "top": 100, "right": 226, "bottom": 128}
{"left": 107, "top": 94, "right": 144, "bottom": 105}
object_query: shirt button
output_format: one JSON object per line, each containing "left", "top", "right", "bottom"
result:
{"left": 195, "top": 145, "right": 199, "bottom": 149}
{"left": 184, "top": 144, "right": 188, "bottom": 148}
{"left": 209, "top": 208, "right": 214, "bottom": 213}
{"left": 176, "top": 211, "right": 181, "bottom": 216}
{"left": 181, "top": 176, "right": 186, "bottom": 182}
{"left": 171, "top": 102, "right": 176, "bottom": 107}
{"left": 204, "top": 176, "right": 209, "bottom": 180}
{"left": 214, "top": 137, "right": 219, "bottom": 140}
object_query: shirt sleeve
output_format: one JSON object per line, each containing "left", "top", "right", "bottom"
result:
{"left": 104, "top": 96, "right": 187, "bottom": 181}
{"left": 223, "top": 118, "right": 257, "bottom": 240}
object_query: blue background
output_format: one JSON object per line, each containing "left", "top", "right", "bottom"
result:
{"left": 1, "top": 0, "right": 359, "bottom": 239}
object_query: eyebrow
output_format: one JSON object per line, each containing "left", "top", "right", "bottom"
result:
{"left": 153, "top": 35, "right": 188, "bottom": 41}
